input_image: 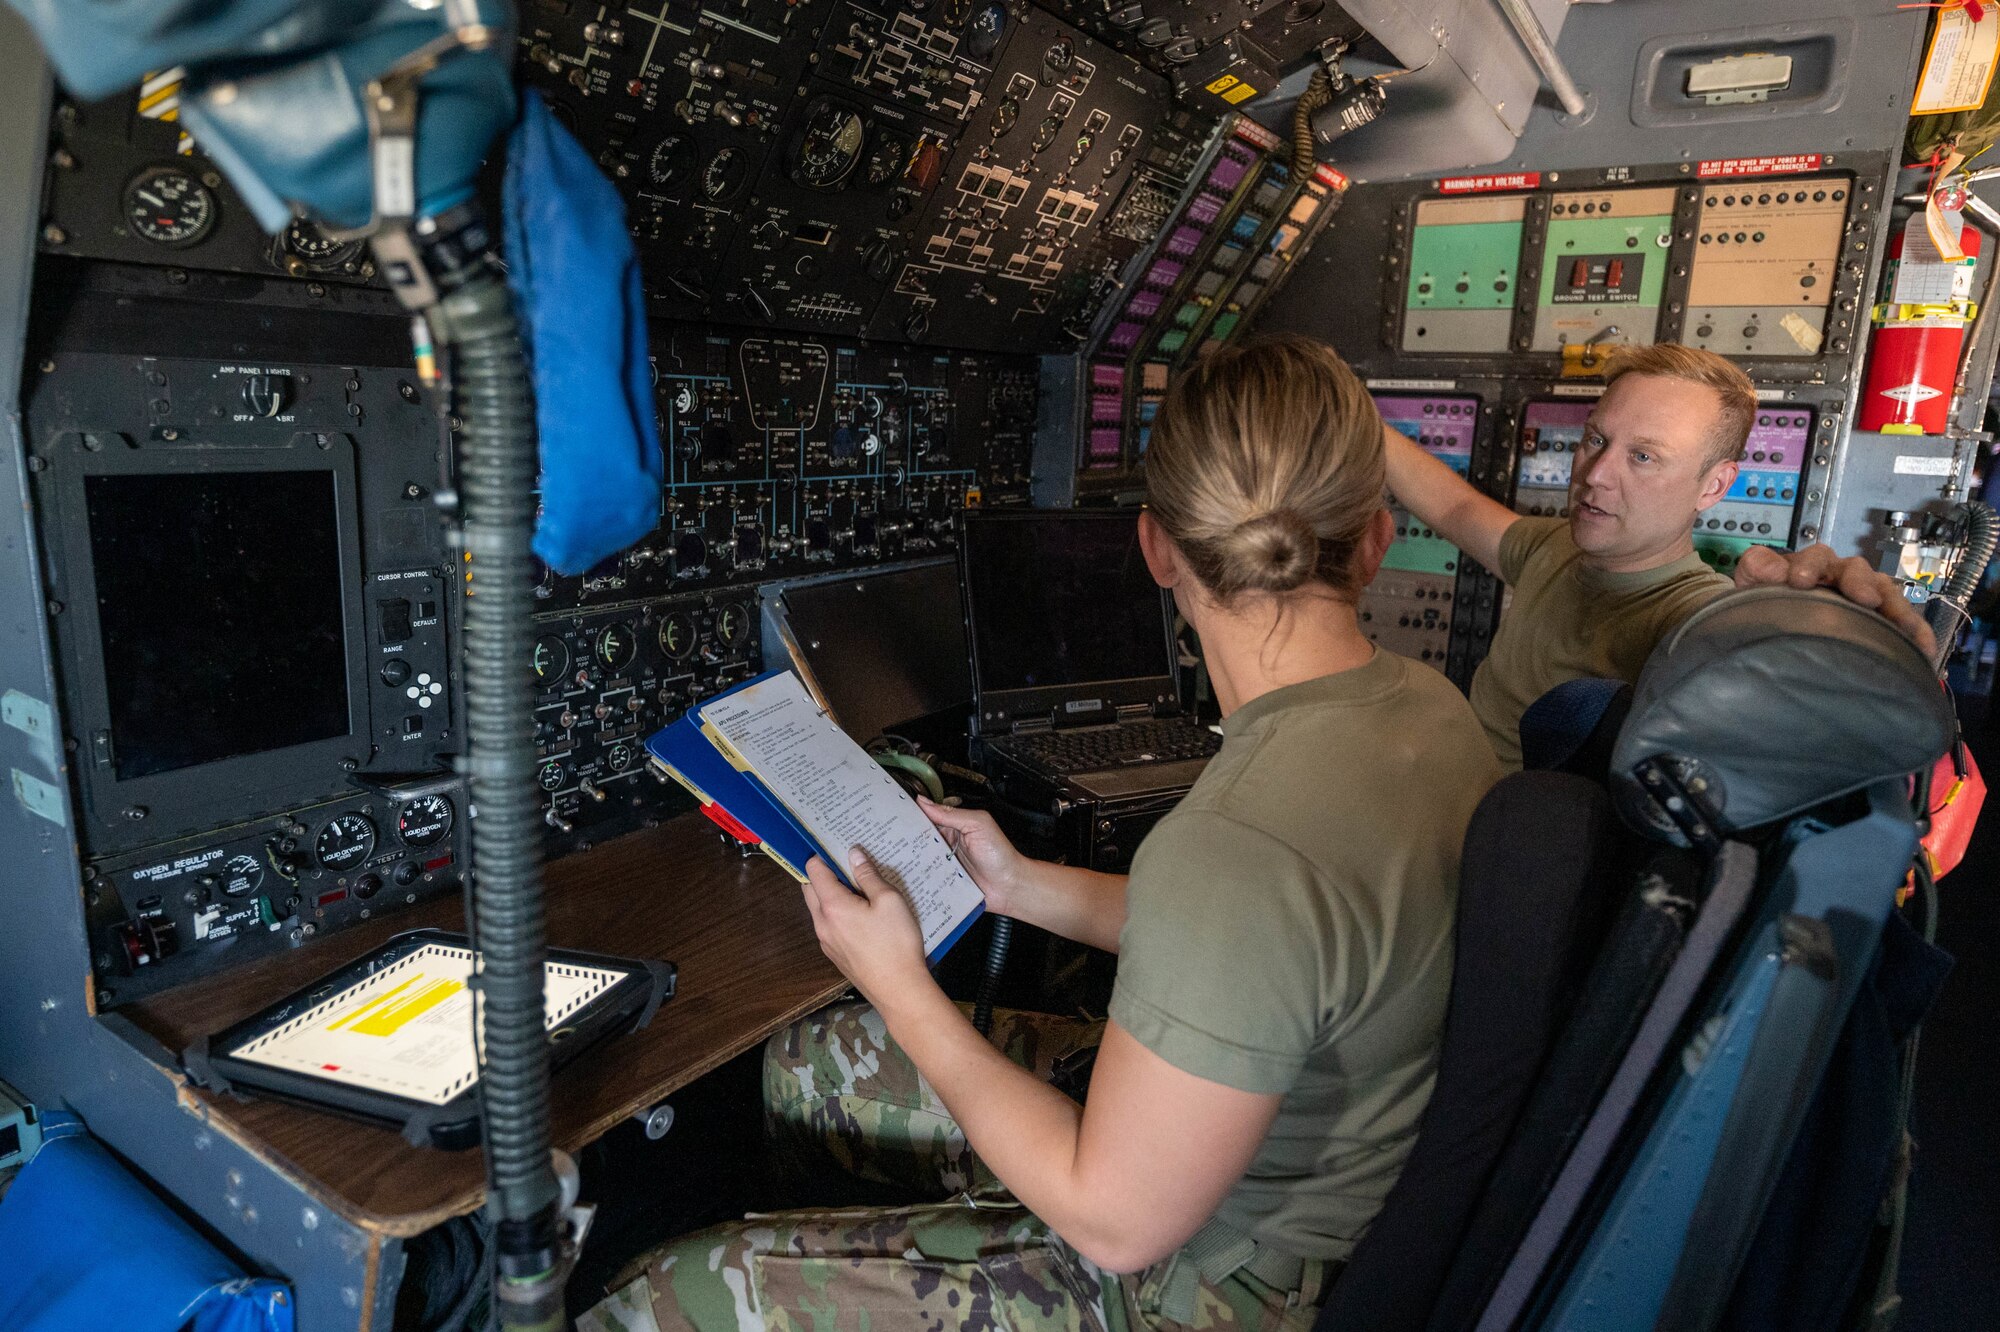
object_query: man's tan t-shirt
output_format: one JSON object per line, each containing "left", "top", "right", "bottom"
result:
{"left": 1468, "top": 517, "right": 1732, "bottom": 769}
{"left": 1109, "top": 650, "right": 1502, "bottom": 1262}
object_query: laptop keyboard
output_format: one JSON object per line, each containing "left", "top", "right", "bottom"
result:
{"left": 998, "top": 718, "right": 1222, "bottom": 775}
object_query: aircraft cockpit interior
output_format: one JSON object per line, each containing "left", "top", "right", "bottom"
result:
{"left": 0, "top": 1, "right": 1994, "bottom": 1329}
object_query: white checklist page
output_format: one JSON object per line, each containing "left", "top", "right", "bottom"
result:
{"left": 699, "top": 672, "right": 984, "bottom": 958}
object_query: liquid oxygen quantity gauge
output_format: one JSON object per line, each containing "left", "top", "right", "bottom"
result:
{"left": 396, "top": 794, "right": 454, "bottom": 849}
{"left": 315, "top": 813, "right": 377, "bottom": 871}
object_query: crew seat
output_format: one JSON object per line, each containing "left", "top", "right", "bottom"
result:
{"left": 1316, "top": 588, "right": 1955, "bottom": 1332}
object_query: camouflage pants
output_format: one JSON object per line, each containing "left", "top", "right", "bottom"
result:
{"left": 579, "top": 1002, "right": 1330, "bottom": 1332}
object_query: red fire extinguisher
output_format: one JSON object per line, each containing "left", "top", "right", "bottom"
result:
{"left": 1858, "top": 226, "right": 1983, "bottom": 435}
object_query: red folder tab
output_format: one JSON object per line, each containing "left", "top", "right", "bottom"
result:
{"left": 699, "top": 800, "right": 760, "bottom": 846}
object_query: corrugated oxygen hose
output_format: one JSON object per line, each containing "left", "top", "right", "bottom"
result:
{"left": 1928, "top": 501, "right": 1998, "bottom": 673}
{"left": 436, "top": 270, "right": 562, "bottom": 1300}
{"left": 1293, "top": 67, "right": 1332, "bottom": 178}
{"left": 973, "top": 915, "right": 1013, "bottom": 1036}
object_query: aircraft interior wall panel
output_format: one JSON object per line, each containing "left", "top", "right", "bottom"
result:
{"left": 1458, "top": 0, "right": 1928, "bottom": 179}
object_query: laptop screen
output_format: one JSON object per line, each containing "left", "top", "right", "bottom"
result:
{"left": 961, "top": 511, "right": 1174, "bottom": 704}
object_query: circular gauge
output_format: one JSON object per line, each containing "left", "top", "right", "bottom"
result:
{"left": 396, "top": 794, "right": 454, "bottom": 849}
{"left": 594, "top": 621, "right": 638, "bottom": 673}
{"left": 702, "top": 147, "right": 748, "bottom": 201}
{"left": 734, "top": 524, "right": 764, "bottom": 565}
{"left": 658, "top": 609, "right": 699, "bottom": 661}
{"left": 123, "top": 165, "right": 217, "bottom": 247}
{"left": 1031, "top": 116, "right": 1062, "bottom": 154}
{"left": 864, "top": 130, "right": 908, "bottom": 186}
{"left": 806, "top": 517, "right": 834, "bottom": 554}
{"left": 532, "top": 634, "right": 570, "bottom": 684}
{"left": 965, "top": 2, "right": 1007, "bottom": 60}
{"left": 791, "top": 99, "right": 867, "bottom": 190}
{"left": 700, "top": 420, "right": 735, "bottom": 461}
{"left": 674, "top": 529, "right": 709, "bottom": 573}
{"left": 538, "top": 759, "right": 568, "bottom": 792}
{"left": 607, "top": 743, "right": 634, "bottom": 772}
{"left": 716, "top": 602, "right": 752, "bottom": 650}
{"left": 648, "top": 135, "right": 697, "bottom": 190}
{"left": 992, "top": 98, "right": 1020, "bottom": 137}
{"left": 280, "top": 216, "right": 362, "bottom": 271}
{"left": 219, "top": 853, "right": 265, "bottom": 899}
{"left": 315, "top": 813, "right": 377, "bottom": 871}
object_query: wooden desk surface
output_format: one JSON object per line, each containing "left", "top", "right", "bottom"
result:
{"left": 122, "top": 813, "right": 848, "bottom": 1238}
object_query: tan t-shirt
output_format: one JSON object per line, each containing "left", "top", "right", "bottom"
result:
{"left": 1468, "top": 517, "right": 1732, "bottom": 769}
{"left": 1109, "top": 650, "right": 1501, "bottom": 1262}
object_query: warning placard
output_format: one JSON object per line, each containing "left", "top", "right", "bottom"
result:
{"left": 1437, "top": 172, "right": 1541, "bottom": 194}
{"left": 1696, "top": 154, "right": 1825, "bottom": 178}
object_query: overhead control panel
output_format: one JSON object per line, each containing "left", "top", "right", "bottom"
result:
{"left": 39, "top": 0, "right": 1221, "bottom": 357}
{"left": 508, "top": 0, "right": 1197, "bottom": 352}
{"left": 864, "top": 12, "right": 1187, "bottom": 349}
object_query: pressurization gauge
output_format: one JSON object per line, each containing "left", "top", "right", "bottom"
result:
{"left": 122, "top": 165, "right": 217, "bottom": 248}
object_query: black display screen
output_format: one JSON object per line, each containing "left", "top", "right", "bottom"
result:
{"left": 85, "top": 470, "right": 351, "bottom": 781}
{"left": 963, "top": 513, "right": 1171, "bottom": 694}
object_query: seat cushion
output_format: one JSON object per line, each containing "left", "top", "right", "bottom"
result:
{"left": 1314, "top": 771, "right": 1622, "bottom": 1332}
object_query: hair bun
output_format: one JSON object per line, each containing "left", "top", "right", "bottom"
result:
{"left": 1219, "top": 508, "right": 1319, "bottom": 595}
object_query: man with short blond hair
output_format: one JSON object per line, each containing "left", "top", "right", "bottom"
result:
{"left": 1382, "top": 342, "right": 1933, "bottom": 767}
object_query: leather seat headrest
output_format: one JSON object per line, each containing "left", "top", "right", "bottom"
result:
{"left": 1610, "top": 587, "right": 1954, "bottom": 845}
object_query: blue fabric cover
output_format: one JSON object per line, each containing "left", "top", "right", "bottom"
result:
{"left": 1520, "top": 675, "right": 1629, "bottom": 774}
{"left": 0, "top": 1115, "right": 293, "bottom": 1332}
{"left": 503, "top": 90, "right": 664, "bottom": 575}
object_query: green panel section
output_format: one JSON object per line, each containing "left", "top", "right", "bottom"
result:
{"left": 1693, "top": 533, "right": 1782, "bottom": 575}
{"left": 1157, "top": 329, "right": 1188, "bottom": 352}
{"left": 1208, "top": 311, "right": 1240, "bottom": 340}
{"left": 1382, "top": 510, "right": 1462, "bottom": 575}
{"left": 1537, "top": 214, "right": 1672, "bottom": 309}
{"left": 1407, "top": 221, "right": 1522, "bottom": 311}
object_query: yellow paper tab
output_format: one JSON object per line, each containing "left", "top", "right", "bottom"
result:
{"left": 1221, "top": 82, "right": 1258, "bottom": 104}
{"left": 1914, "top": 6, "right": 2000, "bottom": 115}
{"left": 330, "top": 977, "right": 464, "bottom": 1036}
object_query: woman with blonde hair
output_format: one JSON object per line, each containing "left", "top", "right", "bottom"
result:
{"left": 582, "top": 335, "right": 1502, "bottom": 1332}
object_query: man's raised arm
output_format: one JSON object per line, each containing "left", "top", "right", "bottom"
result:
{"left": 1380, "top": 420, "right": 1520, "bottom": 578}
